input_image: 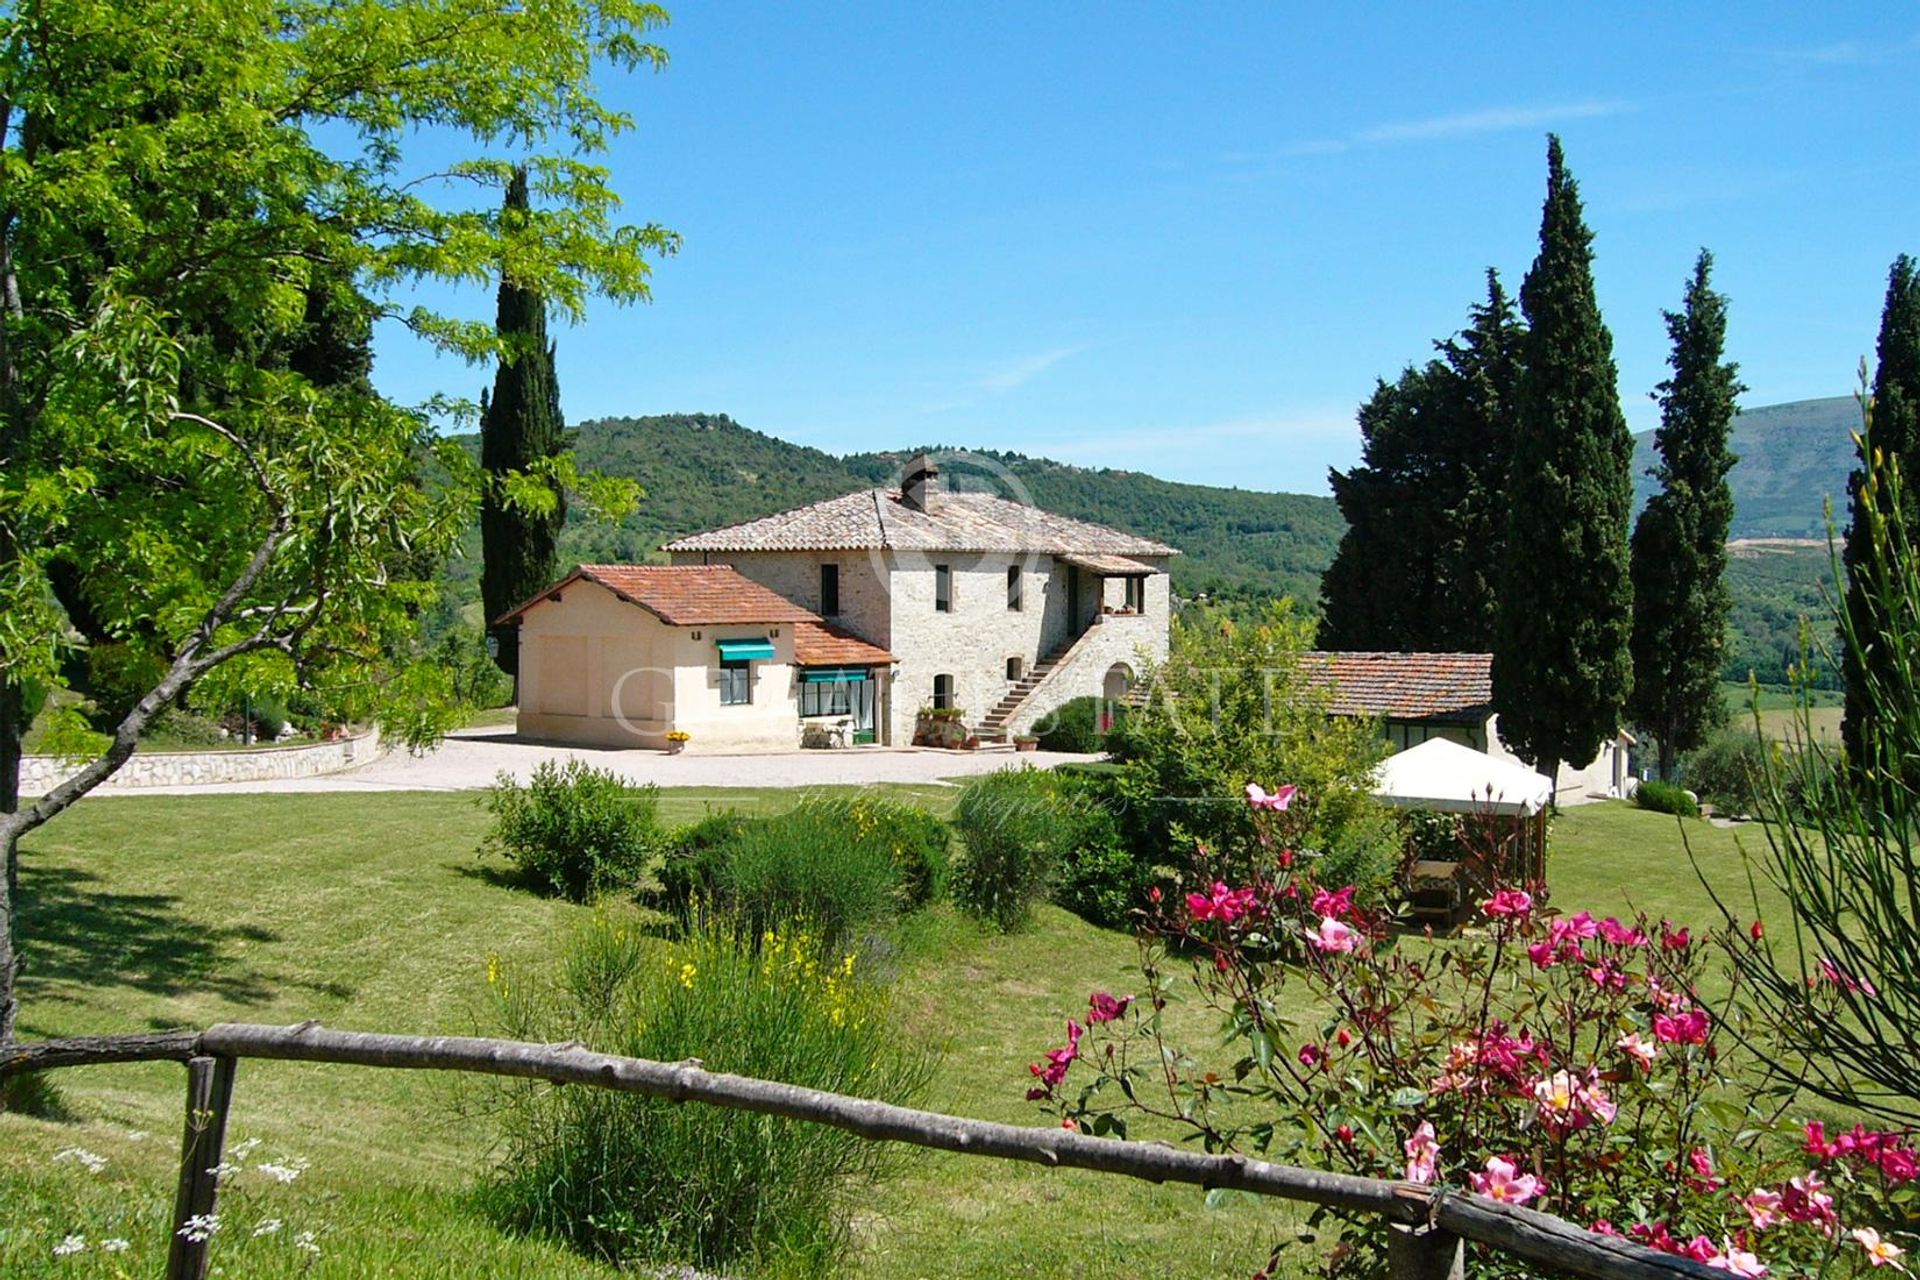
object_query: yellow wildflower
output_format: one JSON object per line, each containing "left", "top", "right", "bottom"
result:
{"left": 679, "top": 962, "right": 697, "bottom": 990}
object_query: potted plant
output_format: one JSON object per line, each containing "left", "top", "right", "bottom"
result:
{"left": 1013, "top": 733, "right": 1039, "bottom": 753}
{"left": 665, "top": 730, "right": 691, "bottom": 755}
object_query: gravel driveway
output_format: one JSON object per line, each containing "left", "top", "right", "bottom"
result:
{"left": 90, "top": 727, "right": 1093, "bottom": 795}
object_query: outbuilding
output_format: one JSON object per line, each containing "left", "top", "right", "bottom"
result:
{"left": 496, "top": 564, "right": 895, "bottom": 752}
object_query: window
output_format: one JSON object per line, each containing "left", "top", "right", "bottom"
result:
{"left": 1006, "top": 656, "right": 1023, "bottom": 681}
{"left": 1125, "top": 576, "right": 1146, "bottom": 613}
{"left": 934, "top": 565, "right": 952, "bottom": 612}
{"left": 719, "top": 658, "right": 752, "bottom": 706}
{"left": 820, "top": 563, "right": 840, "bottom": 616}
{"left": 802, "top": 678, "right": 854, "bottom": 717}
{"left": 1006, "top": 564, "right": 1022, "bottom": 611}
{"left": 932, "top": 674, "right": 955, "bottom": 711}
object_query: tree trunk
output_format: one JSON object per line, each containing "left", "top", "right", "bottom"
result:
{"left": 0, "top": 678, "right": 19, "bottom": 1044}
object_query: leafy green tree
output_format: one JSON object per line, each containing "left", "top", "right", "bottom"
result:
{"left": 481, "top": 167, "right": 572, "bottom": 681}
{"left": 1319, "top": 271, "right": 1524, "bottom": 652}
{"left": 1318, "top": 365, "right": 1449, "bottom": 649}
{"left": 1629, "top": 251, "right": 1743, "bottom": 780}
{"left": 1842, "top": 254, "right": 1920, "bottom": 766}
{"left": 1492, "top": 134, "right": 1636, "bottom": 792}
{"left": 0, "top": 0, "right": 671, "bottom": 1042}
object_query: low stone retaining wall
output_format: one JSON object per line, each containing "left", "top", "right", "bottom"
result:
{"left": 22, "top": 728, "right": 383, "bottom": 794}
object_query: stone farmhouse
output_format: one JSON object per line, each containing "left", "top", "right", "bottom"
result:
{"left": 497, "top": 456, "right": 1175, "bottom": 752}
{"left": 1307, "top": 651, "right": 1636, "bottom": 803}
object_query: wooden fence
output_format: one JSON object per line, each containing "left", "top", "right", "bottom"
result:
{"left": 2, "top": 1021, "right": 1724, "bottom": 1280}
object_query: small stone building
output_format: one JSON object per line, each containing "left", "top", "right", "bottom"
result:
{"left": 663, "top": 456, "right": 1177, "bottom": 747}
{"left": 1307, "top": 651, "right": 1634, "bottom": 804}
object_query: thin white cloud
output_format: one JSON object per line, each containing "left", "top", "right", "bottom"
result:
{"left": 1752, "top": 33, "right": 1920, "bottom": 66}
{"left": 1355, "top": 98, "right": 1633, "bottom": 145}
{"left": 1259, "top": 98, "right": 1633, "bottom": 166}
{"left": 977, "top": 345, "right": 1084, "bottom": 393}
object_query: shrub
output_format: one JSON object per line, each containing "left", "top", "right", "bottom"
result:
{"left": 431, "top": 626, "right": 516, "bottom": 710}
{"left": 1681, "top": 725, "right": 1767, "bottom": 814}
{"left": 484, "top": 916, "right": 934, "bottom": 1276}
{"left": 1632, "top": 777, "right": 1700, "bottom": 817}
{"left": 951, "top": 767, "right": 1119, "bottom": 930}
{"left": 655, "top": 797, "right": 946, "bottom": 948}
{"left": 1030, "top": 695, "right": 1123, "bottom": 753}
{"left": 1028, "top": 785, "right": 1913, "bottom": 1279}
{"left": 481, "top": 761, "right": 659, "bottom": 901}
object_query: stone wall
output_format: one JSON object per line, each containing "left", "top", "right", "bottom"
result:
{"left": 1004, "top": 599, "right": 1170, "bottom": 737}
{"left": 21, "top": 727, "right": 383, "bottom": 794}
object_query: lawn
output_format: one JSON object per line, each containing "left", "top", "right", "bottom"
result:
{"left": 1722, "top": 680, "right": 1845, "bottom": 743}
{"left": 0, "top": 792, "right": 1796, "bottom": 1277}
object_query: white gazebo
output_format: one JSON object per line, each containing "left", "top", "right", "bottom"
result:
{"left": 1372, "top": 737, "right": 1555, "bottom": 919}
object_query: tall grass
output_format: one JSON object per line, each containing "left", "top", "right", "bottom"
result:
{"left": 481, "top": 915, "right": 935, "bottom": 1276}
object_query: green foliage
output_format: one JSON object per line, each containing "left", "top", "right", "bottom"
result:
{"left": 1632, "top": 778, "right": 1700, "bottom": 817}
{"left": 656, "top": 797, "right": 947, "bottom": 949}
{"left": 1494, "top": 135, "right": 1636, "bottom": 783}
{"left": 483, "top": 916, "right": 934, "bottom": 1276}
{"left": 1719, "top": 416, "right": 1920, "bottom": 1121}
{"left": 1320, "top": 270, "right": 1522, "bottom": 651}
{"left": 1629, "top": 251, "right": 1743, "bottom": 779}
{"left": 1105, "top": 603, "right": 1397, "bottom": 901}
{"left": 952, "top": 768, "right": 1132, "bottom": 931}
{"left": 1682, "top": 725, "right": 1769, "bottom": 814}
{"left": 1030, "top": 695, "right": 1121, "bottom": 753}
{"left": 1844, "top": 255, "right": 1920, "bottom": 761}
{"left": 80, "top": 644, "right": 169, "bottom": 728}
{"left": 430, "top": 627, "right": 516, "bottom": 711}
{"left": 481, "top": 761, "right": 660, "bottom": 902}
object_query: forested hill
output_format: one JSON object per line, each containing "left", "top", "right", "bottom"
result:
{"left": 1632, "top": 395, "right": 1860, "bottom": 538}
{"left": 525, "top": 413, "right": 1346, "bottom": 604}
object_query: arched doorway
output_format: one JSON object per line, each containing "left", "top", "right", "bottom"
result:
{"left": 1101, "top": 663, "right": 1134, "bottom": 732}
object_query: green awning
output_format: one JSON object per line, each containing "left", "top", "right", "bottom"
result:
{"left": 803, "top": 667, "right": 870, "bottom": 683}
{"left": 715, "top": 637, "right": 776, "bottom": 661}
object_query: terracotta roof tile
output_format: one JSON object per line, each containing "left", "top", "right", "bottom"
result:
{"left": 662, "top": 488, "right": 1178, "bottom": 557}
{"left": 1304, "top": 651, "right": 1494, "bottom": 721}
{"left": 495, "top": 564, "right": 818, "bottom": 627}
{"left": 792, "top": 620, "right": 894, "bottom": 667}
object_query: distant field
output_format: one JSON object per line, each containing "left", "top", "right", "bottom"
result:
{"left": 1722, "top": 681, "right": 1843, "bottom": 742}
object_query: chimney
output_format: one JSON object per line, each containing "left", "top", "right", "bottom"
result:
{"left": 901, "top": 453, "right": 939, "bottom": 512}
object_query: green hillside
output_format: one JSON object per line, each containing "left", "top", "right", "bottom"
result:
{"left": 1633, "top": 395, "right": 1859, "bottom": 538}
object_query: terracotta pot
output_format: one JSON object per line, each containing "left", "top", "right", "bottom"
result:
{"left": 1014, "top": 739, "right": 1038, "bottom": 752}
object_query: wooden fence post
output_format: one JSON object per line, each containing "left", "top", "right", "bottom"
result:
{"left": 166, "top": 1054, "right": 237, "bottom": 1280}
{"left": 1389, "top": 1221, "right": 1464, "bottom": 1280}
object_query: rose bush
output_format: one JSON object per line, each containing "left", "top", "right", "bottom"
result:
{"left": 1025, "top": 786, "right": 1915, "bottom": 1278}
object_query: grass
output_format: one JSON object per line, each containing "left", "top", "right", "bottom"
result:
{"left": 0, "top": 791, "right": 1807, "bottom": 1276}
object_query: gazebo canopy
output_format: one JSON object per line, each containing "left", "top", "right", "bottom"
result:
{"left": 1372, "top": 737, "right": 1554, "bottom": 816}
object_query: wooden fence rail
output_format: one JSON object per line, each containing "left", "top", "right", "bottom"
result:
{"left": 3, "top": 1022, "right": 1723, "bottom": 1280}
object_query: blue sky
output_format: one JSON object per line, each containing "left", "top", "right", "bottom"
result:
{"left": 370, "top": 2, "right": 1920, "bottom": 495}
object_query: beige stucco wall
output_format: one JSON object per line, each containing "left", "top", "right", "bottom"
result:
{"left": 515, "top": 579, "right": 802, "bottom": 752}
{"left": 1483, "top": 715, "right": 1632, "bottom": 805}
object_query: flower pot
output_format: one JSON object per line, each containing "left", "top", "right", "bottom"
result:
{"left": 1014, "top": 739, "right": 1038, "bottom": 752}
{"left": 665, "top": 741, "right": 685, "bottom": 755}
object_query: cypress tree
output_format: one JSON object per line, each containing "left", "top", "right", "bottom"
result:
{"left": 481, "top": 167, "right": 568, "bottom": 679}
{"left": 1628, "top": 250, "right": 1743, "bottom": 780}
{"left": 1841, "top": 254, "right": 1920, "bottom": 765}
{"left": 1492, "top": 135, "right": 1636, "bottom": 792}
{"left": 1319, "top": 271, "right": 1524, "bottom": 653}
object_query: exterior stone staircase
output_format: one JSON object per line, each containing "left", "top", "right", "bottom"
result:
{"left": 976, "top": 631, "right": 1091, "bottom": 740}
